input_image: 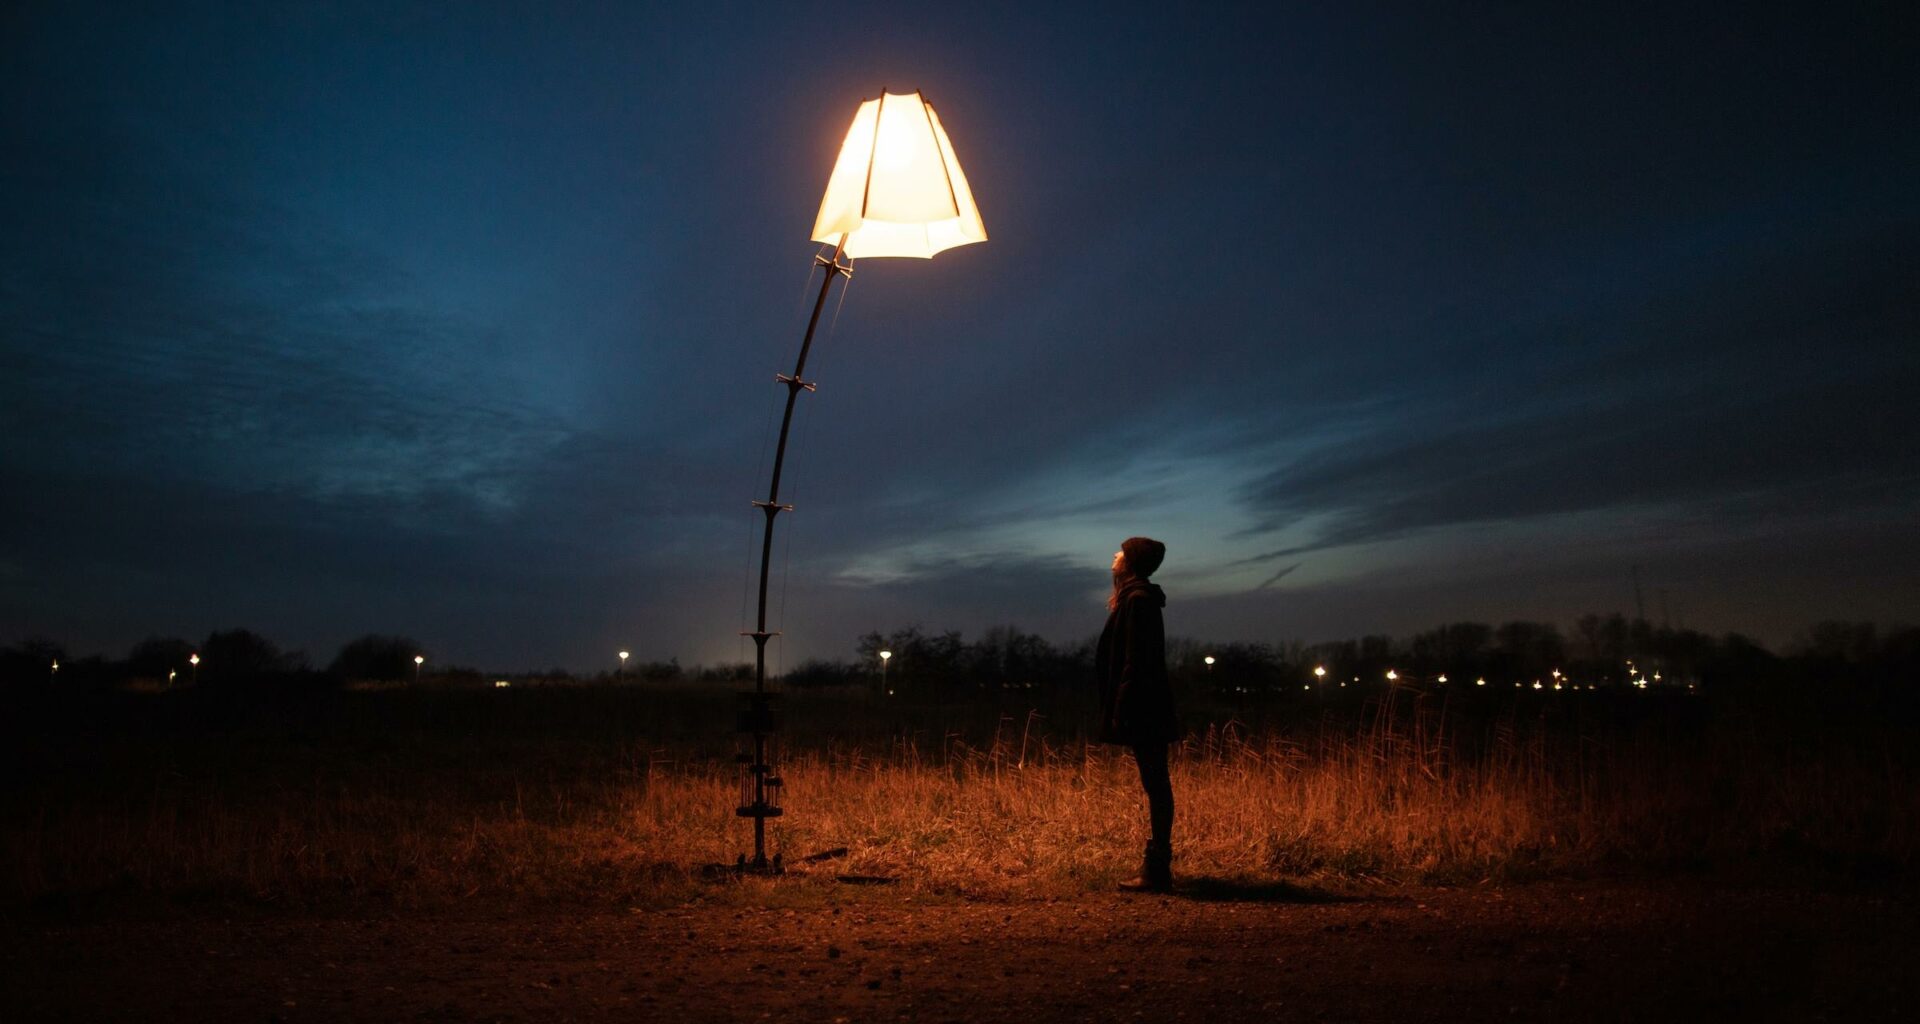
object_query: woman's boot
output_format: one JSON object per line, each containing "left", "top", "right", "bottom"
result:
{"left": 1118, "top": 841, "right": 1173, "bottom": 893}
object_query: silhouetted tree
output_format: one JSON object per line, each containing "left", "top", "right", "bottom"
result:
{"left": 199, "top": 629, "right": 293, "bottom": 687}
{"left": 783, "top": 658, "right": 857, "bottom": 688}
{"left": 856, "top": 626, "right": 967, "bottom": 694}
{"left": 1492, "top": 621, "right": 1565, "bottom": 681}
{"left": 1798, "top": 621, "right": 1881, "bottom": 664}
{"left": 126, "top": 636, "right": 195, "bottom": 682}
{"left": 1, "top": 636, "right": 68, "bottom": 687}
{"left": 638, "top": 658, "right": 682, "bottom": 683}
{"left": 964, "top": 626, "right": 1059, "bottom": 689}
{"left": 698, "top": 662, "right": 754, "bottom": 682}
{"left": 328, "top": 634, "right": 424, "bottom": 682}
{"left": 1410, "top": 622, "right": 1492, "bottom": 676}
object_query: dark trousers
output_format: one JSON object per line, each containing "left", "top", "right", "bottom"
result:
{"left": 1130, "top": 742, "right": 1174, "bottom": 850}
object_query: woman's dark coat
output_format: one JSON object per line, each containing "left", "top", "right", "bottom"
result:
{"left": 1095, "top": 577, "right": 1179, "bottom": 745}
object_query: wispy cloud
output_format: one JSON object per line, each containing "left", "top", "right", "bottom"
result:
{"left": 1229, "top": 229, "right": 1920, "bottom": 561}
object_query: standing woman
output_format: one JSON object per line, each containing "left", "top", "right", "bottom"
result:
{"left": 1097, "top": 536, "right": 1178, "bottom": 892}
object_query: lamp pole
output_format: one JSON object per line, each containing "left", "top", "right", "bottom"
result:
{"left": 879, "top": 649, "right": 892, "bottom": 695}
{"left": 735, "top": 234, "right": 852, "bottom": 875}
{"left": 727, "top": 89, "right": 986, "bottom": 876}
{"left": 189, "top": 652, "right": 199, "bottom": 687}
{"left": 413, "top": 654, "right": 424, "bottom": 686}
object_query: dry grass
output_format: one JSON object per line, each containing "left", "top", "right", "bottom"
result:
{"left": 2, "top": 685, "right": 1912, "bottom": 913}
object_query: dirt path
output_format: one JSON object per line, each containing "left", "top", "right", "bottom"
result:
{"left": 5, "top": 879, "right": 1914, "bottom": 1022}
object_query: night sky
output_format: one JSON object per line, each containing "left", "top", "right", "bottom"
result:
{"left": 4, "top": 3, "right": 1915, "bottom": 671}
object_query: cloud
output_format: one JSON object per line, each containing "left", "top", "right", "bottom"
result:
{"left": 0, "top": 110, "right": 588, "bottom": 530}
{"left": 1254, "top": 562, "right": 1302, "bottom": 590}
{"left": 1230, "top": 228, "right": 1920, "bottom": 561}
{"left": 6, "top": 4, "right": 1917, "bottom": 666}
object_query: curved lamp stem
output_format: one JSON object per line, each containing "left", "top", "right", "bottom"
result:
{"left": 736, "top": 235, "right": 852, "bottom": 874}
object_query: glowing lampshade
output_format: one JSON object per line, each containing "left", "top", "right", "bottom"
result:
{"left": 812, "top": 90, "right": 987, "bottom": 259}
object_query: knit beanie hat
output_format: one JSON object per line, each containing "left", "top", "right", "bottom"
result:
{"left": 1121, "top": 536, "right": 1166, "bottom": 578}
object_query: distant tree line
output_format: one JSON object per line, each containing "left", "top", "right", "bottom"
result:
{"left": 772, "top": 615, "right": 1920, "bottom": 699}
{"left": 2, "top": 616, "right": 1914, "bottom": 695}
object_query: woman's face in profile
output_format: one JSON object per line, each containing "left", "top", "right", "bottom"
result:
{"left": 1112, "top": 549, "right": 1126, "bottom": 572}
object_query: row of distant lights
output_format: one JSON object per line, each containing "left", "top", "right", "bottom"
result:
{"left": 498, "top": 649, "right": 653, "bottom": 688}
{"left": 61, "top": 646, "right": 1678, "bottom": 694}
{"left": 59, "top": 651, "right": 434, "bottom": 684}
{"left": 1201, "top": 656, "right": 1680, "bottom": 692}
{"left": 54, "top": 654, "right": 209, "bottom": 680}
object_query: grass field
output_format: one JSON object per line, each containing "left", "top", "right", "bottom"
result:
{"left": 3, "top": 680, "right": 1913, "bottom": 915}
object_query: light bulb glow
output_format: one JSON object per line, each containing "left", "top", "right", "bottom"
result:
{"left": 813, "top": 91, "right": 988, "bottom": 259}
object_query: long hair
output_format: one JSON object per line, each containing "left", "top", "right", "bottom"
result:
{"left": 1108, "top": 565, "right": 1138, "bottom": 612}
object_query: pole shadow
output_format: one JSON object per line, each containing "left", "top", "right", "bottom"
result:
{"left": 1170, "top": 876, "right": 1359, "bottom": 904}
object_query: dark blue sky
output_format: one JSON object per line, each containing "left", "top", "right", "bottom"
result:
{"left": 4, "top": 2, "right": 1915, "bottom": 671}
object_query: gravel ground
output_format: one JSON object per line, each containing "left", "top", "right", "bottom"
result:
{"left": 5, "top": 878, "right": 1914, "bottom": 1022}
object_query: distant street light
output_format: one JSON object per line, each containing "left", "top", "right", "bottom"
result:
{"left": 619, "top": 650, "right": 631, "bottom": 676}
{"left": 413, "top": 654, "right": 425, "bottom": 685}
{"left": 50, "top": 659, "right": 59, "bottom": 681}
{"left": 1385, "top": 669, "right": 1399, "bottom": 682}
{"left": 167, "top": 669, "right": 176, "bottom": 689}
{"left": 189, "top": 653, "right": 199, "bottom": 686}
{"left": 1204, "top": 655, "right": 1215, "bottom": 677}
{"left": 879, "top": 649, "right": 893, "bottom": 695}
{"left": 1437, "top": 674, "right": 1449, "bottom": 684}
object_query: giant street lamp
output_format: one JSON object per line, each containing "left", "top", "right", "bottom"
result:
{"left": 732, "top": 90, "right": 987, "bottom": 875}
{"left": 413, "top": 654, "right": 425, "bottom": 686}
{"left": 189, "top": 652, "right": 199, "bottom": 687}
{"left": 879, "top": 649, "right": 893, "bottom": 695}
{"left": 619, "top": 650, "right": 630, "bottom": 677}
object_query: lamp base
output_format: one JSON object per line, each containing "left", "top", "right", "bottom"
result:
{"left": 697, "top": 853, "right": 785, "bottom": 880}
